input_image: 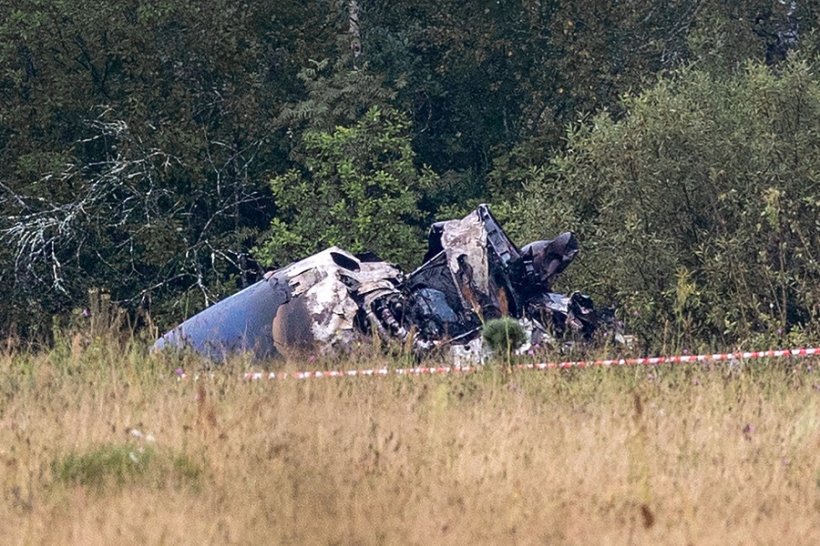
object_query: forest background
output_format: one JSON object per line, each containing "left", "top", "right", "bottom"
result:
{"left": 1, "top": 0, "right": 819, "bottom": 352}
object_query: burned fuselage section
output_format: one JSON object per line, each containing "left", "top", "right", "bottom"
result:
{"left": 154, "top": 204, "right": 612, "bottom": 361}
{"left": 153, "top": 247, "right": 405, "bottom": 360}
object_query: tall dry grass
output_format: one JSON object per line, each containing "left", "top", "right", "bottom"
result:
{"left": 0, "top": 336, "right": 818, "bottom": 545}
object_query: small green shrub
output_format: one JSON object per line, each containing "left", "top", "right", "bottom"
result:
{"left": 483, "top": 318, "right": 527, "bottom": 357}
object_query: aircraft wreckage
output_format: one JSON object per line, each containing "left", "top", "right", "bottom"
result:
{"left": 154, "top": 205, "right": 620, "bottom": 363}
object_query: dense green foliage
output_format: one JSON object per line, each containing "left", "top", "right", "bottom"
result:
{"left": 516, "top": 56, "right": 820, "bottom": 349}
{"left": 1, "top": 0, "right": 818, "bottom": 348}
{"left": 0, "top": 0, "right": 334, "bottom": 333}
{"left": 254, "top": 107, "right": 434, "bottom": 269}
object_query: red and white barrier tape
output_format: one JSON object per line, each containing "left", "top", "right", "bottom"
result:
{"left": 238, "top": 347, "right": 819, "bottom": 381}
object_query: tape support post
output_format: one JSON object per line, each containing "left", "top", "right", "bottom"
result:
{"left": 239, "top": 347, "right": 819, "bottom": 381}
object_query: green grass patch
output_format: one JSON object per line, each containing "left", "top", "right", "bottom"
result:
{"left": 52, "top": 443, "right": 202, "bottom": 491}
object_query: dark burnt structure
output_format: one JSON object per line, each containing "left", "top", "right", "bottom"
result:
{"left": 154, "top": 205, "right": 614, "bottom": 362}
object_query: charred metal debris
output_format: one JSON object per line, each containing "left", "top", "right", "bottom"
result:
{"left": 154, "top": 205, "right": 622, "bottom": 363}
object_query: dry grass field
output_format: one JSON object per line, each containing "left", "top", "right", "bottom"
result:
{"left": 0, "top": 337, "right": 818, "bottom": 545}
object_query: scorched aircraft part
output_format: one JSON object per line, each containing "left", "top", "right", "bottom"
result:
{"left": 154, "top": 204, "right": 612, "bottom": 361}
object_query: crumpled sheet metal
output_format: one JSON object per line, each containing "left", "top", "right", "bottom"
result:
{"left": 154, "top": 247, "right": 402, "bottom": 360}
{"left": 415, "top": 205, "right": 522, "bottom": 324}
{"left": 273, "top": 247, "right": 403, "bottom": 357}
{"left": 439, "top": 211, "right": 490, "bottom": 298}
{"left": 152, "top": 275, "right": 288, "bottom": 360}
{"left": 155, "top": 204, "right": 610, "bottom": 362}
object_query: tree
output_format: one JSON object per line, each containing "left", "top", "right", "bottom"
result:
{"left": 0, "top": 0, "right": 336, "bottom": 334}
{"left": 2, "top": 0, "right": 819, "bottom": 341}
{"left": 254, "top": 107, "right": 435, "bottom": 269}
{"left": 515, "top": 54, "right": 820, "bottom": 350}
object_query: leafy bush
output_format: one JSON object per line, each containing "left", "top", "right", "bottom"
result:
{"left": 254, "top": 107, "right": 437, "bottom": 269}
{"left": 516, "top": 54, "right": 820, "bottom": 350}
{"left": 483, "top": 317, "right": 527, "bottom": 358}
